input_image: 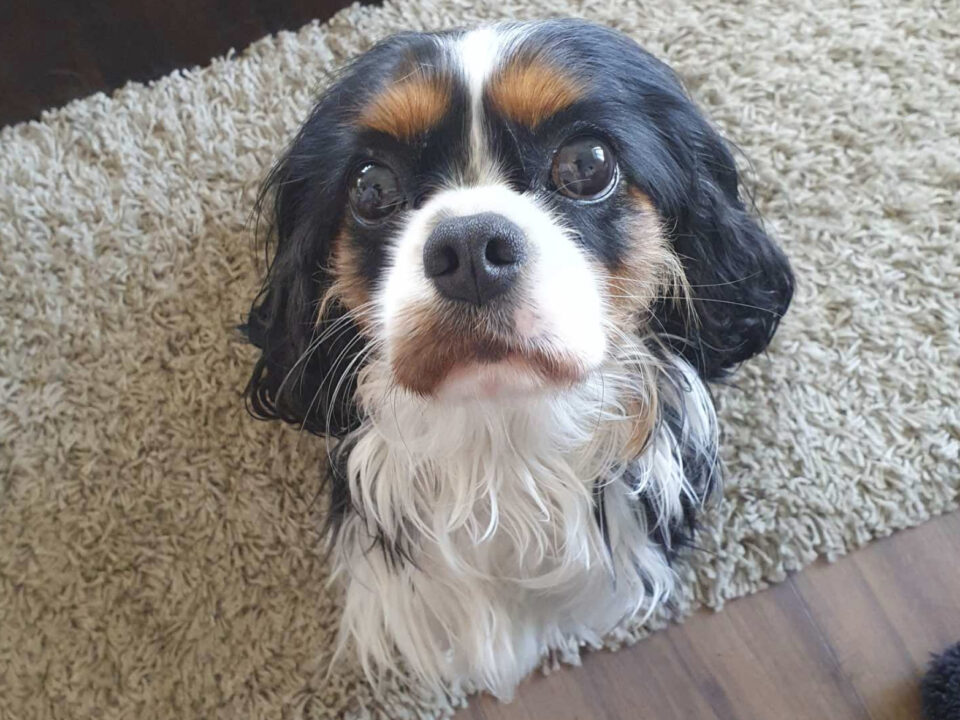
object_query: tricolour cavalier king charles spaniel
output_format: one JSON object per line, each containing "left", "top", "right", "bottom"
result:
{"left": 243, "top": 20, "right": 793, "bottom": 700}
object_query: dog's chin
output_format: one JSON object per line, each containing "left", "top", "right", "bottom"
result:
{"left": 429, "top": 351, "right": 592, "bottom": 404}
{"left": 434, "top": 358, "right": 549, "bottom": 403}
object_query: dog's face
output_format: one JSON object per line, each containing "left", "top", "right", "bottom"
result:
{"left": 245, "top": 21, "right": 793, "bottom": 434}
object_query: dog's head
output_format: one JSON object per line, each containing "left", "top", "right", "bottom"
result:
{"left": 244, "top": 20, "right": 793, "bottom": 436}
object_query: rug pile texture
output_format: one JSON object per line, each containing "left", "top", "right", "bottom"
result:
{"left": 1, "top": 0, "right": 958, "bottom": 717}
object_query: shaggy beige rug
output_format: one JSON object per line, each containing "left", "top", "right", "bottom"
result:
{"left": 1, "top": 0, "right": 958, "bottom": 717}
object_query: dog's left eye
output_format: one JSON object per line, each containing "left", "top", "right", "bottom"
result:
{"left": 551, "top": 136, "right": 618, "bottom": 200}
{"left": 349, "top": 163, "right": 403, "bottom": 222}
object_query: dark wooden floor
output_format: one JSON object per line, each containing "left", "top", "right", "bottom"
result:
{"left": 0, "top": 0, "right": 370, "bottom": 127}
{"left": 458, "top": 511, "right": 960, "bottom": 720}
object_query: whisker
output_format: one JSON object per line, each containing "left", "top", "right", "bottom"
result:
{"left": 603, "top": 289, "right": 784, "bottom": 319}
{"left": 593, "top": 270, "right": 763, "bottom": 290}
{"left": 322, "top": 338, "right": 384, "bottom": 437}
{"left": 299, "top": 331, "right": 371, "bottom": 436}
{"left": 275, "top": 301, "right": 378, "bottom": 403}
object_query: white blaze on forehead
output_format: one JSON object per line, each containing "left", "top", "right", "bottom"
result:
{"left": 453, "top": 25, "right": 519, "bottom": 183}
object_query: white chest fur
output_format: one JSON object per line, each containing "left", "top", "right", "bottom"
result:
{"left": 329, "top": 357, "right": 716, "bottom": 699}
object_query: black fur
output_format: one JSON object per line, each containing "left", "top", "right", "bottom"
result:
{"left": 923, "top": 641, "right": 960, "bottom": 720}
{"left": 622, "top": 360, "right": 720, "bottom": 559}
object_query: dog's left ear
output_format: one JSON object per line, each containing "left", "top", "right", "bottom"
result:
{"left": 653, "top": 113, "right": 794, "bottom": 379}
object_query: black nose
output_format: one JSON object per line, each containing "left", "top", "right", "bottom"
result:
{"left": 422, "top": 213, "right": 527, "bottom": 306}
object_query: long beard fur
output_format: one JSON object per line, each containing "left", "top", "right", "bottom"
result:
{"left": 326, "top": 335, "right": 718, "bottom": 699}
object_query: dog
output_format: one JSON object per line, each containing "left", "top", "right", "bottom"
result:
{"left": 243, "top": 19, "right": 793, "bottom": 699}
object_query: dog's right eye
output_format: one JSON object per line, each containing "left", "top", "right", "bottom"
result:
{"left": 349, "top": 163, "right": 402, "bottom": 222}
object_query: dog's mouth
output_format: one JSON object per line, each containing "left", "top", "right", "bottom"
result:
{"left": 388, "top": 311, "right": 591, "bottom": 398}
{"left": 436, "top": 349, "right": 586, "bottom": 402}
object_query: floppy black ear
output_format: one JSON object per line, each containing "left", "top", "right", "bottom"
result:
{"left": 654, "top": 119, "right": 794, "bottom": 380}
{"left": 241, "top": 32, "right": 449, "bottom": 436}
{"left": 242, "top": 110, "right": 363, "bottom": 438}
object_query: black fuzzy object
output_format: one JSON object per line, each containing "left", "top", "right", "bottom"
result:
{"left": 923, "top": 642, "right": 960, "bottom": 720}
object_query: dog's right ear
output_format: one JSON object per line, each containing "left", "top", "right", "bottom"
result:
{"left": 242, "top": 100, "right": 363, "bottom": 438}
{"left": 242, "top": 32, "right": 453, "bottom": 436}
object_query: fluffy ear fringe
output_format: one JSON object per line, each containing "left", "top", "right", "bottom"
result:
{"left": 654, "top": 125, "right": 794, "bottom": 379}
{"left": 241, "top": 119, "right": 364, "bottom": 438}
{"left": 242, "top": 276, "right": 364, "bottom": 438}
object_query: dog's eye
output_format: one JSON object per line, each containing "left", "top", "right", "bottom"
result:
{"left": 349, "top": 163, "right": 403, "bottom": 222}
{"left": 551, "top": 136, "right": 617, "bottom": 200}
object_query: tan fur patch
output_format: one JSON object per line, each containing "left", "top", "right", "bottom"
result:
{"left": 604, "top": 187, "right": 689, "bottom": 459}
{"left": 605, "top": 188, "right": 688, "bottom": 328}
{"left": 357, "top": 74, "right": 451, "bottom": 140}
{"left": 390, "top": 302, "right": 582, "bottom": 396}
{"left": 622, "top": 388, "right": 660, "bottom": 460}
{"left": 317, "top": 228, "right": 372, "bottom": 332}
{"left": 488, "top": 59, "right": 584, "bottom": 129}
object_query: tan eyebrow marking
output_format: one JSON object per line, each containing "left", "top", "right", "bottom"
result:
{"left": 357, "top": 73, "right": 452, "bottom": 141}
{"left": 487, "top": 58, "right": 585, "bottom": 129}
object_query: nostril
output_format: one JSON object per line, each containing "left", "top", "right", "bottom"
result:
{"left": 424, "top": 213, "right": 526, "bottom": 305}
{"left": 484, "top": 235, "right": 521, "bottom": 267}
{"left": 424, "top": 243, "right": 460, "bottom": 278}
